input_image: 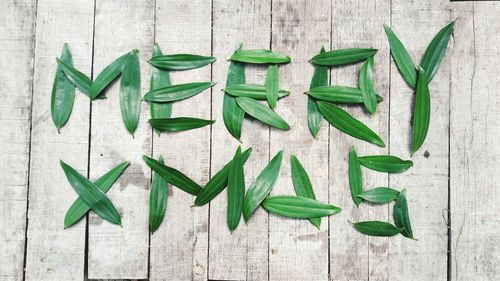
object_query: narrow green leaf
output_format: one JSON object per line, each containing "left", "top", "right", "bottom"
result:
{"left": 51, "top": 43, "right": 75, "bottom": 132}
{"left": 348, "top": 147, "right": 363, "bottom": 206}
{"left": 412, "top": 67, "right": 430, "bottom": 154}
{"left": 290, "top": 155, "right": 320, "bottom": 229}
{"left": 149, "top": 54, "right": 216, "bottom": 70}
{"left": 224, "top": 84, "right": 290, "bottom": 99}
{"left": 64, "top": 161, "right": 129, "bottom": 228}
{"left": 144, "top": 82, "right": 215, "bottom": 103}
{"left": 262, "top": 196, "right": 342, "bottom": 218}
{"left": 265, "top": 64, "right": 279, "bottom": 109}
{"left": 384, "top": 25, "right": 417, "bottom": 88}
{"left": 236, "top": 97, "right": 290, "bottom": 130}
{"left": 310, "top": 48, "right": 377, "bottom": 66}
{"left": 149, "top": 117, "right": 215, "bottom": 132}
{"left": 223, "top": 45, "right": 246, "bottom": 141}
{"left": 356, "top": 187, "right": 400, "bottom": 204}
{"left": 350, "top": 221, "right": 404, "bottom": 237}
{"left": 149, "top": 155, "right": 168, "bottom": 232}
{"left": 60, "top": 161, "right": 121, "bottom": 225}
{"left": 243, "top": 150, "right": 283, "bottom": 222}
{"left": 230, "top": 49, "right": 291, "bottom": 64}
{"left": 309, "top": 86, "right": 383, "bottom": 104}
{"left": 149, "top": 44, "right": 173, "bottom": 134}
{"left": 394, "top": 189, "right": 414, "bottom": 239}
{"left": 120, "top": 49, "right": 141, "bottom": 135}
{"left": 317, "top": 101, "right": 385, "bottom": 147}
{"left": 143, "top": 155, "right": 202, "bottom": 196}
{"left": 357, "top": 155, "right": 413, "bottom": 173}
{"left": 308, "top": 46, "right": 328, "bottom": 138}
{"left": 420, "top": 21, "right": 455, "bottom": 82}
{"left": 227, "top": 146, "right": 245, "bottom": 232}
{"left": 56, "top": 57, "right": 93, "bottom": 96}
{"left": 194, "top": 148, "right": 252, "bottom": 206}
{"left": 89, "top": 51, "right": 130, "bottom": 99}
{"left": 359, "top": 56, "right": 377, "bottom": 114}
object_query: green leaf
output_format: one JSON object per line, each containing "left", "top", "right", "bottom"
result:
{"left": 308, "top": 46, "right": 328, "bottom": 138}
{"left": 236, "top": 97, "right": 290, "bottom": 130}
{"left": 194, "top": 148, "right": 252, "bottom": 206}
{"left": 224, "top": 84, "right": 290, "bottom": 100}
{"left": 230, "top": 49, "right": 291, "bottom": 64}
{"left": 56, "top": 57, "right": 93, "bottom": 96}
{"left": 51, "top": 43, "right": 75, "bottom": 132}
{"left": 144, "top": 82, "right": 215, "bottom": 103}
{"left": 262, "top": 196, "right": 342, "bottom": 219}
{"left": 290, "top": 155, "right": 320, "bottom": 229}
{"left": 149, "top": 155, "right": 168, "bottom": 232}
{"left": 60, "top": 160, "right": 121, "bottom": 225}
{"left": 420, "top": 21, "right": 455, "bottom": 82}
{"left": 149, "top": 117, "right": 215, "bottom": 132}
{"left": 243, "top": 150, "right": 283, "bottom": 222}
{"left": 64, "top": 161, "right": 129, "bottom": 228}
{"left": 350, "top": 221, "right": 404, "bottom": 237}
{"left": 412, "top": 67, "right": 430, "bottom": 154}
{"left": 310, "top": 48, "right": 377, "bottom": 66}
{"left": 89, "top": 51, "right": 130, "bottom": 99}
{"left": 384, "top": 25, "right": 417, "bottom": 88}
{"left": 265, "top": 64, "right": 279, "bottom": 109}
{"left": 357, "top": 187, "right": 400, "bottom": 204}
{"left": 149, "top": 44, "right": 173, "bottom": 134}
{"left": 309, "top": 86, "right": 383, "bottom": 104}
{"left": 359, "top": 56, "right": 377, "bottom": 114}
{"left": 317, "top": 101, "right": 385, "bottom": 147}
{"left": 143, "top": 155, "right": 202, "bottom": 196}
{"left": 357, "top": 155, "right": 413, "bottom": 173}
{"left": 149, "top": 53, "right": 216, "bottom": 70}
{"left": 223, "top": 46, "right": 246, "bottom": 141}
{"left": 120, "top": 49, "right": 141, "bottom": 135}
{"left": 348, "top": 147, "right": 363, "bottom": 206}
{"left": 227, "top": 146, "right": 245, "bottom": 232}
{"left": 393, "top": 189, "right": 414, "bottom": 239}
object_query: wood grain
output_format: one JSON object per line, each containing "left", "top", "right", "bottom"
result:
{"left": 450, "top": 2, "right": 500, "bottom": 280}
{"left": 209, "top": 0, "right": 272, "bottom": 280}
{"left": 148, "top": 0, "right": 211, "bottom": 280}
{"left": 0, "top": 0, "right": 36, "bottom": 280}
{"left": 24, "top": 0, "right": 94, "bottom": 280}
{"left": 87, "top": 0, "right": 154, "bottom": 279}
{"left": 388, "top": 0, "right": 450, "bottom": 280}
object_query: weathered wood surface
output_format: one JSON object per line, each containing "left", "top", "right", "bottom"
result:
{"left": 1, "top": 0, "right": 500, "bottom": 280}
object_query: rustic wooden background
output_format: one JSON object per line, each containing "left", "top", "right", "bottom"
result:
{"left": 1, "top": 0, "right": 499, "bottom": 280}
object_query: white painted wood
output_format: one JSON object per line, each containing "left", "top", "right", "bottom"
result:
{"left": 148, "top": 0, "right": 211, "bottom": 280}
{"left": 87, "top": 0, "right": 154, "bottom": 278}
{"left": 0, "top": 0, "right": 36, "bottom": 280}
{"left": 328, "top": 1, "right": 391, "bottom": 280}
{"left": 23, "top": 0, "right": 94, "bottom": 280}
{"left": 267, "top": 1, "right": 331, "bottom": 280}
{"left": 450, "top": 2, "right": 500, "bottom": 280}
{"left": 209, "top": 0, "right": 272, "bottom": 280}
{"left": 388, "top": 0, "right": 450, "bottom": 280}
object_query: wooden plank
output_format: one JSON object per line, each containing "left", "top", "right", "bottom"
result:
{"left": 23, "top": 0, "right": 95, "bottom": 280}
{"left": 450, "top": 2, "right": 500, "bottom": 280}
{"left": 388, "top": 0, "right": 450, "bottom": 279}
{"left": 87, "top": 0, "right": 154, "bottom": 279}
{"left": 148, "top": 0, "right": 212, "bottom": 280}
{"left": 208, "top": 0, "right": 272, "bottom": 280}
{"left": 0, "top": 0, "right": 36, "bottom": 280}
{"left": 328, "top": 0, "right": 391, "bottom": 280}
{"left": 267, "top": 1, "right": 331, "bottom": 280}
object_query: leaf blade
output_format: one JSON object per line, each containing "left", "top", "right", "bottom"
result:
{"left": 243, "top": 150, "right": 283, "bottom": 222}
{"left": 149, "top": 53, "right": 216, "bottom": 70}
{"left": 350, "top": 221, "right": 404, "bottom": 237}
{"left": 223, "top": 46, "right": 246, "bottom": 141}
{"left": 309, "top": 85, "right": 383, "bottom": 104}
{"left": 149, "top": 44, "right": 173, "bottom": 134}
{"left": 230, "top": 49, "right": 291, "bottom": 64}
{"left": 143, "top": 81, "right": 215, "bottom": 103}
{"left": 224, "top": 84, "right": 290, "bottom": 99}
{"left": 308, "top": 46, "right": 328, "bottom": 138}
{"left": 384, "top": 25, "right": 417, "bottom": 88}
{"left": 89, "top": 51, "right": 130, "bottom": 99}
{"left": 357, "top": 155, "right": 413, "bottom": 173}
{"left": 348, "top": 147, "right": 363, "bottom": 206}
{"left": 119, "top": 50, "right": 141, "bottom": 135}
{"left": 412, "top": 67, "right": 431, "bottom": 154}
{"left": 149, "top": 155, "right": 168, "bottom": 232}
{"left": 262, "top": 196, "right": 342, "bottom": 219}
{"left": 265, "top": 64, "right": 279, "bottom": 109}
{"left": 420, "top": 21, "right": 455, "bottom": 82}
{"left": 56, "top": 57, "right": 93, "bottom": 96}
{"left": 393, "top": 189, "right": 414, "bottom": 239}
{"left": 359, "top": 56, "right": 377, "bottom": 114}
{"left": 290, "top": 155, "right": 320, "bottom": 228}
{"left": 310, "top": 48, "right": 377, "bottom": 66}
{"left": 148, "top": 117, "right": 215, "bottom": 132}
{"left": 51, "top": 43, "right": 76, "bottom": 132}
{"left": 357, "top": 187, "right": 400, "bottom": 204}
{"left": 227, "top": 146, "right": 245, "bottom": 232}
{"left": 236, "top": 97, "right": 290, "bottom": 130}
